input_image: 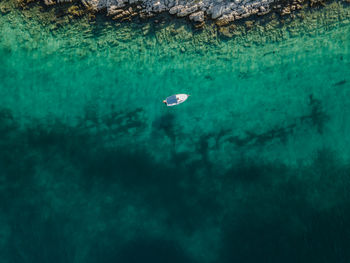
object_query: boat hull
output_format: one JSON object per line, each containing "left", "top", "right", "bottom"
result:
{"left": 165, "top": 94, "right": 189, "bottom": 106}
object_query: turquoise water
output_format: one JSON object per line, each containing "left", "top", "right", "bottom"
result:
{"left": 1, "top": 2, "right": 350, "bottom": 262}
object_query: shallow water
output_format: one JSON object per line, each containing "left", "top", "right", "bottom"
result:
{"left": 1, "top": 2, "right": 350, "bottom": 262}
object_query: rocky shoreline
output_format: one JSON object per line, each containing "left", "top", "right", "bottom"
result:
{"left": 29, "top": 0, "right": 313, "bottom": 26}
{"left": 2, "top": 0, "right": 348, "bottom": 43}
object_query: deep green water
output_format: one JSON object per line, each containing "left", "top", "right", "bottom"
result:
{"left": 1, "top": 2, "right": 350, "bottom": 262}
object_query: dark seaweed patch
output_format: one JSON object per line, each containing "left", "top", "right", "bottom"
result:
{"left": 152, "top": 112, "right": 178, "bottom": 144}
{"left": 333, "top": 79, "right": 347, "bottom": 86}
{"left": 303, "top": 94, "right": 329, "bottom": 134}
{"left": 88, "top": 237, "right": 197, "bottom": 263}
{"left": 263, "top": 50, "right": 276, "bottom": 56}
{"left": 0, "top": 106, "right": 350, "bottom": 263}
{"left": 222, "top": 95, "right": 329, "bottom": 147}
{"left": 7, "top": 212, "right": 76, "bottom": 263}
{"left": 219, "top": 150, "right": 350, "bottom": 263}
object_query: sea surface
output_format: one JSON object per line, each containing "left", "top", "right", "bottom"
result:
{"left": 1, "top": 1, "right": 350, "bottom": 262}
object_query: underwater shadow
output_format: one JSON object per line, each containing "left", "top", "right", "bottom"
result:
{"left": 152, "top": 112, "right": 178, "bottom": 144}
{"left": 88, "top": 237, "right": 198, "bottom": 263}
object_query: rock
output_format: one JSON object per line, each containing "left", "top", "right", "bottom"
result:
{"left": 152, "top": 1, "right": 167, "bottom": 12}
{"left": 44, "top": 0, "right": 56, "bottom": 5}
{"left": 245, "top": 20, "right": 254, "bottom": 28}
{"left": 250, "top": 8, "right": 259, "bottom": 15}
{"left": 218, "top": 26, "right": 233, "bottom": 37}
{"left": 216, "top": 15, "right": 233, "bottom": 26}
{"left": 112, "top": 13, "right": 124, "bottom": 19}
{"left": 114, "top": 0, "right": 127, "bottom": 8}
{"left": 177, "top": 5, "right": 198, "bottom": 17}
{"left": 241, "top": 12, "right": 251, "bottom": 18}
{"left": 108, "top": 6, "right": 124, "bottom": 15}
{"left": 211, "top": 5, "right": 224, "bottom": 19}
{"left": 140, "top": 11, "right": 155, "bottom": 18}
{"left": 27, "top": 0, "right": 296, "bottom": 25}
{"left": 80, "top": 0, "right": 99, "bottom": 10}
{"left": 169, "top": 5, "right": 183, "bottom": 14}
{"left": 189, "top": 11, "right": 204, "bottom": 22}
{"left": 80, "top": 0, "right": 90, "bottom": 8}
{"left": 227, "top": 3, "right": 237, "bottom": 9}
{"left": 111, "top": 8, "right": 133, "bottom": 20}
{"left": 0, "top": 5, "right": 11, "bottom": 14}
{"left": 257, "top": 8, "right": 270, "bottom": 16}
{"left": 194, "top": 21, "right": 205, "bottom": 28}
{"left": 281, "top": 6, "right": 291, "bottom": 15}
{"left": 121, "top": 16, "right": 131, "bottom": 21}
{"left": 68, "top": 5, "right": 84, "bottom": 16}
{"left": 123, "top": 10, "right": 131, "bottom": 16}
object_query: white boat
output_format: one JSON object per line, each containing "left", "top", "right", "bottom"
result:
{"left": 163, "top": 94, "right": 190, "bottom": 107}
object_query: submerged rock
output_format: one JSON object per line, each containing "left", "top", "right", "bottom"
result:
{"left": 43, "top": 0, "right": 56, "bottom": 6}
{"left": 0, "top": 4, "right": 11, "bottom": 14}
{"left": 67, "top": 5, "right": 84, "bottom": 16}
{"left": 216, "top": 15, "right": 233, "bottom": 26}
{"left": 108, "top": 6, "right": 124, "bottom": 16}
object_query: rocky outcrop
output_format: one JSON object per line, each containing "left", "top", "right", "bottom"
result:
{"left": 40, "top": 0, "right": 296, "bottom": 25}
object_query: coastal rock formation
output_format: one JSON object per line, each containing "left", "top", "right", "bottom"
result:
{"left": 189, "top": 11, "right": 204, "bottom": 22}
{"left": 41, "top": 0, "right": 293, "bottom": 24}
